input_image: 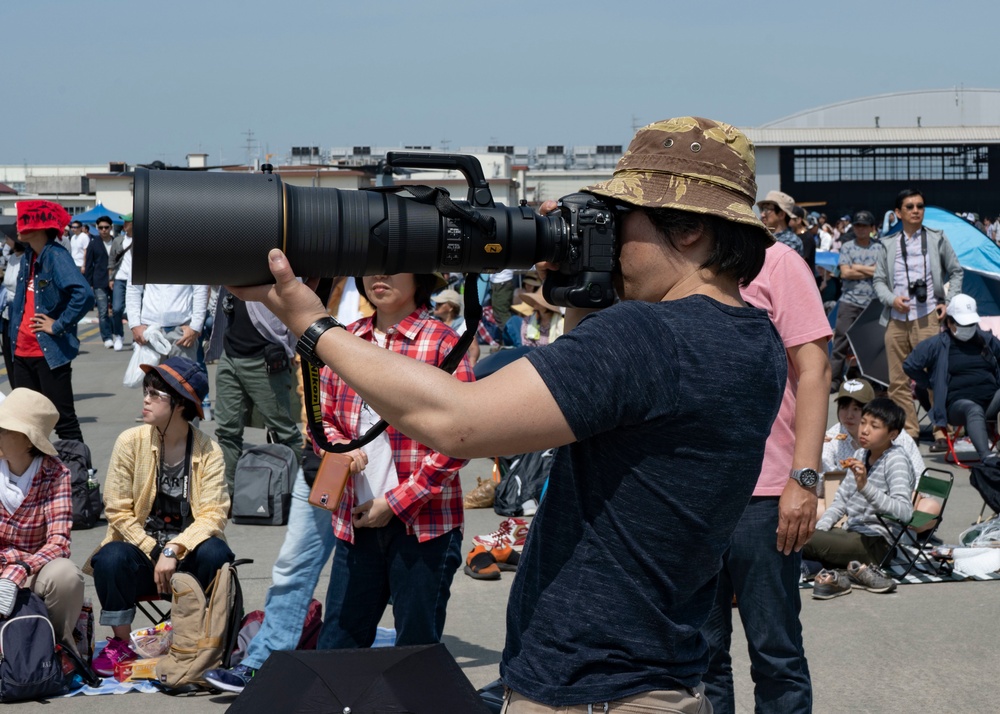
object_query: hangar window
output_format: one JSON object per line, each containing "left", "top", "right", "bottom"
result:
{"left": 792, "top": 146, "right": 988, "bottom": 182}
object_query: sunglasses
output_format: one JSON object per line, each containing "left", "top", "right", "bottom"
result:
{"left": 902, "top": 203, "right": 925, "bottom": 210}
{"left": 97, "top": 225, "right": 112, "bottom": 230}
{"left": 759, "top": 205, "right": 777, "bottom": 215}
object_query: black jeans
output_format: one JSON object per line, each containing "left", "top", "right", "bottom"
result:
{"left": 830, "top": 301, "right": 865, "bottom": 388}
{"left": 11, "top": 355, "right": 83, "bottom": 442}
{"left": 948, "top": 388, "right": 1000, "bottom": 459}
{"left": 90, "top": 537, "right": 234, "bottom": 627}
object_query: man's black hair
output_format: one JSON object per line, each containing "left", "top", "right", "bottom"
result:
{"left": 895, "top": 188, "right": 925, "bottom": 211}
{"left": 355, "top": 274, "right": 438, "bottom": 310}
{"left": 45, "top": 228, "right": 60, "bottom": 241}
{"left": 142, "top": 370, "right": 199, "bottom": 421}
{"left": 862, "top": 397, "right": 905, "bottom": 435}
{"left": 643, "top": 207, "right": 768, "bottom": 287}
{"left": 96, "top": 215, "right": 113, "bottom": 226}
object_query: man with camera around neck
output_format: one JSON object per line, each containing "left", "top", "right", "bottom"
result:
{"left": 873, "top": 188, "right": 963, "bottom": 445}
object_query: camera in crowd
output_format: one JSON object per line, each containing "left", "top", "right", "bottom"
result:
{"left": 132, "top": 153, "right": 620, "bottom": 308}
{"left": 908, "top": 278, "right": 928, "bottom": 303}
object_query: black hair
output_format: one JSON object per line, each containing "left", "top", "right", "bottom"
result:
{"left": 643, "top": 207, "right": 768, "bottom": 287}
{"left": 355, "top": 274, "right": 438, "bottom": 310}
{"left": 96, "top": 215, "right": 113, "bottom": 226}
{"left": 862, "top": 397, "right": 905, "bottom": 435}
{"left": 836, "top": 396, "right": 865, "bottom": 411}
{"left": 895, "top": 188, "right": 925, "bottom": 211}
{"left": 142, "top": 369, "right": 199, "bottom": 421}
{"left": 10, "top": 240, "right": 25, "bottom": 253}
{"left": 45, "top": 228, "right": 60, "bottom": 241}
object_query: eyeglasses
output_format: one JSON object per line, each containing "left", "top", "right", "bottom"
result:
{"left": 902, "top": 203, "right": 925, "bottom": 210}
{"left": 759, "top": 205, "right": 776, "bottom": 215}
{"left": 142, "top": 386, "right": 173, "bottom": 402}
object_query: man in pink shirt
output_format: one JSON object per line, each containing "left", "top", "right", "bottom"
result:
{"left": 702, "top": 241, "right": 832, "bottom": 713}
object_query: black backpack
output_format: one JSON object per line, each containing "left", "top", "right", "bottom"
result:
{"left": 970, "top": 460, "right": 1000, "bottom": 513}
{"left": 53, "top": 439, "right": 103, "bottom": 530}
{"left": 494, "top": 449, "right": 556, "bottom": 517}
{"left": 0, "top": 590, "right": 66, "bottom": 702}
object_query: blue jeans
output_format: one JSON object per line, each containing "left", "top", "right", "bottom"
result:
{"left": 317, "top": 519, "right": 462, "bottom": 649}
{"left": 702, "top": 497, "right": 812, "bottom": 714}
{"left": 95, "top": 286, "right": 112, "bottom": 341}
{"left": 91, "top": 537, "right": 234, "bottom": 627}
{"left": 242, "top": 466, "right": 337, "bottom": 670}
{"left": 112, "top": 279, "right": 127, "bottom": 338}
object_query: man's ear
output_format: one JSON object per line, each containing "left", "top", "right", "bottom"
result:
{"left": 889, "top": 428, "right": 901, "bottom": 442}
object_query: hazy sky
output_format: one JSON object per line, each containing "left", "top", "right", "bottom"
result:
{"left": 5, "top": 0, "right": 999, "bottom": 166}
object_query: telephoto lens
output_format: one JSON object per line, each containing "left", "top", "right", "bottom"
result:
{"left": 131, "top": 167, "right": 559, "bottom": 286}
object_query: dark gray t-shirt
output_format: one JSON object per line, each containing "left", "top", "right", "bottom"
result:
{"left": 502, "top": 296, "right": 786, "bottom": 705}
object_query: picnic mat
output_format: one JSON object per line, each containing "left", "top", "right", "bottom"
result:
{"left": 799, "top": 546, "right": 1000, "bottom": 589}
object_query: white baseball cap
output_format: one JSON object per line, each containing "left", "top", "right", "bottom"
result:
{"left": 947, "top": 294, "right": 980, "bottom": 326}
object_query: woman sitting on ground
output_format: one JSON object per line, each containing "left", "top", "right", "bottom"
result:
{"left": 0, "top": 389, "right": 84, "bottom": 655}
{"left": 507, "top": 289, "right": 564, "bottom": 349}
{"left": 85, "top": 356, "right": 232, "bottom": 677}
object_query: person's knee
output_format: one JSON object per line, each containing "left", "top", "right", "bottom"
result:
{"left": 194, "top": 537, "right": 235, "bottom": 571}
{"left": 34, "top": 558, "right": 84, "bottom": 599}
{"left": 91, "top": 541, "right": 136, "bottom": 578}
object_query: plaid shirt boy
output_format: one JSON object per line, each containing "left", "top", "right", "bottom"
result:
{"left": 0, "top": 456, "right": 72, "bottom": 586}
{"left": 318, "top": 308, "right": 474, "bottom": 544}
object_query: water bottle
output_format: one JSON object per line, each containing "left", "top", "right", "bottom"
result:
{"left": 86, "top": 469, "right": 99, "bottom": 491}
{"left": 201, "top": 398, "right": 212, "bottom": 421}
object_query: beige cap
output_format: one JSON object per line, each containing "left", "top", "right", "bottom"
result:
{"left": 757, "top": 190, "right": 796, "bottom": 218}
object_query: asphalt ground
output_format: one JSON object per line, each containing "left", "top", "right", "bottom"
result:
{"left": 4, "top": 316, "right": 999, "bottom": 713}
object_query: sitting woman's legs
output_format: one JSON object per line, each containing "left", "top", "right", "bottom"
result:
{"left": 178, "top": 537, "right": 235, "bottom": 591}
{"left": 803, "top": 528, "right": 889, "bottom": 569}
{"left": 91, "top": 541, "right": 158, "bottom": 638}
{"left": 948, "top": 399, "right": 994, "bottom": 459}
{"left": 29, "top": 557, "right": 85, "bottom": 654}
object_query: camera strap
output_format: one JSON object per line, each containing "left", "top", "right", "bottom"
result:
{"left": 405, "top": 185, "right": 497, "bottom": 239}
{"left": 899, "top": 229, "right": 928, "bottom": 292}
{"left": 301, "top": 275, "right": 482, "bottom": 455}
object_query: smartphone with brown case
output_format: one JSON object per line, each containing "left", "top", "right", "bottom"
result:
{"left": 308, "top": 452, "right": 354, "bottom": 511}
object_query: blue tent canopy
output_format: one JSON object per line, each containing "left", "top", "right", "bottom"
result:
{"left": 919, "top": 207, "right": 1000, "bottom": 316}
{"left": 73, "top": 203, "right": 126, "bottom": 225}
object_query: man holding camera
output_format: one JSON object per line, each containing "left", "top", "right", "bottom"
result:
{"left": 873, "top": 188, "right": 963, "bottom": 444}
{"left": 232, "top": 117, "right": 787, "bottom": 713}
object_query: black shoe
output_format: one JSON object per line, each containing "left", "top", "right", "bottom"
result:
{"left": 928, "top": 438, "right": 949, "bottom": 453}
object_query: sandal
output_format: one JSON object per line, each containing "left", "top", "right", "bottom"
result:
{"left": 464, "top": 545, "right": 501, "bottom": 580}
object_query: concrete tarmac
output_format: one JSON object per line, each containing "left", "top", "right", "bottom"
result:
{"left": 4, "top": 318, "right": 999, "bottom": 713}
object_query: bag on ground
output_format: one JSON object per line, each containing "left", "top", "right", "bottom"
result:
{"left": 228, "top": 598, "right": 322, "bottom": 667}
{"left": 54, "top": 439, "right": 103, "bottom": 531}
{"left": 232, "top": 444, "right": 297, "bottom": 526}
{"left": 970, "top": 461, "right": 1000, "bottom": 513}
{"left": 155, "top": 561, "right": 245, "bottom": 690}
{"left": 0, "top": 590, "right": 67, "bottom": 702}
{"left": 494, "top": 448, "right": 555, "bottom": 517}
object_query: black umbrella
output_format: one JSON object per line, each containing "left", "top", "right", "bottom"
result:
{"left": 846, "top": 300, "right": 889, "bottom": 388}
{"left": 229, "top": 644, "right": 491, "bottom": 714}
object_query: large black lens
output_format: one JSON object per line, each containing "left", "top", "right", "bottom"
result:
{"left": 133, "top": 168, "right": 560, "bottom": 285}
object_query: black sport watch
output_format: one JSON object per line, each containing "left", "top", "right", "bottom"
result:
{"left": 296, "top": 316, "right": 345, "bottom": 368}
{"left": 789, "top": 468, "right": 820, "bottom": 492}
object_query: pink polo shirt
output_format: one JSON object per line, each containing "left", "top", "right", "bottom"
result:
{"left": 740, "top": 243, "right": 833, "bottom": 496}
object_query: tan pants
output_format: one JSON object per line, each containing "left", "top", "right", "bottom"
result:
{"left": 885, "top": 313, "right": 940, "bottom": 438}
{"left": 24, "top": 557, "right": 84, "bottom": 655}
{"left": 501, "top": 685, "right": 712, "bottom": 713}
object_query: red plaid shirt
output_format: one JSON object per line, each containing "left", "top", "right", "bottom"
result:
{"left": 0, "top": 456, "right": 72, "bottom": 586}
{"left": 318, "top": 308, "right": 474, "bottom": 544}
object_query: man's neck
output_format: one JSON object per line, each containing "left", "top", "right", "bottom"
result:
{"left": 868, "top": 444, "right": 889, "bottom": 462}
{"left": 902, "top": 223, "right": 922, "bottom": 238}
{"left": 24, "top": 236, "right": 49, "bottom": 255}
{"left": 160, "top": 419, "right": 190, "bottom": 449}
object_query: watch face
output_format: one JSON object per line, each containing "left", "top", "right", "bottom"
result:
{"left": 798, "top": 469, "right": 819, "bottom": 488}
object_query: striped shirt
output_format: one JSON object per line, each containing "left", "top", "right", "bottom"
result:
{"left": 0, "top": 456, "right": 72, "bottom": 586}
{"left": 318, "top": 307, "right": 474, "bottom": 544}
{"left": 817, "top": 444, "right": 914, "bottom": 540}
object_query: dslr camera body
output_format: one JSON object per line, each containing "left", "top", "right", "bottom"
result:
{"left": 908, "top": 278, "right": 928, "bottom": 303}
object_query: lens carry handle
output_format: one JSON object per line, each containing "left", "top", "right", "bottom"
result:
{"left": 304, "top": 152, "right": 487, "bottom": 455}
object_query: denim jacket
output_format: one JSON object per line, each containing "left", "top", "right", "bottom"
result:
{"left": 8, "top": 241, "right": 95, "bottom": 369}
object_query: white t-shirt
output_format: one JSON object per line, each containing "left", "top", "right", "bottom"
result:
{"left": 70, "top": 233, "right": 90, "bottom": 268}
{"left": 353, "top": 329, "right": 397, "bottom": 505}
{"left": 115, "top": 235, "right": 133, "bottom": 282}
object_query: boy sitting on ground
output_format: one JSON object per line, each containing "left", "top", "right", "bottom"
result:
{"left": 805, "top": 398, "right": 914, "bottom": 598}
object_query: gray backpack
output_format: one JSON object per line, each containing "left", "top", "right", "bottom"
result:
{"left": 231, "top": 444, "right": 297, "bottom": 525}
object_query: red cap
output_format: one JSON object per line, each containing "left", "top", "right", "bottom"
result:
{"left": 16, "top": 200, "right": 71, "bottom": 235}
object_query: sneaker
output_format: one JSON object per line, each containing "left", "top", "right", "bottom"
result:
{"left": 847, "top": 561, "right": 897, "bottom": 593}
{"left": 463, "top": 545, "right": 501, "bottom": 581}
{"left": 113, "top": 336, "right": 123, "bottom": 351}
{"left": 929, "top": 437, "right": 949, "bottom": 453}
{"left": 811, "top": 569, "right": 852, "bottom": 600}
{"left": 103, "top": 338, "right": 114, "bottom": 348}
{"left": 472, "top": 517, "right": 530, "bottom": 550}
{"left": 463, "top": 477, "right": 497, "bottom": 509}
{"left": 91, "top": 637, "right": 138, "bottom": 677}
{"left": 204, "top": 664, "right": 257, "bottom": 693}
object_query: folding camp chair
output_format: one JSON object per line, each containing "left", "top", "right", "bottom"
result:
{"left": 136, "top": 595, "right": 170, "bottom": 625}
{"left": 877, "top": 467, "right": 954, "bottom": 578}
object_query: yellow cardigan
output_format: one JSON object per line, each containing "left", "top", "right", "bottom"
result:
{"left": 84, "top": 425, "right": 229, "bottom": 574}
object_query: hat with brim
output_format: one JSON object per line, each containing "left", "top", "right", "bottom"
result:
{"left": 16, "top": 200, "right": 71, "bottom": 235}
{"left": 837, "top": 378, "right": 875, "bottom": 405}
{"left": 140, "top": 356, "right": 208, "bottom": 419}
{"left": 0, "top": 388, "right": 60, "bottom": 456}
{"left": 518, "top": 288, "right": 559, "bottom": 314}
{"left": 584, "top": 117, "right": 773, "bottom": 246}
{"left": 947, "top": 294, "right": 980, "bottom": 326}
{"left": 431, "top": 288, "right": 462, "bottom": 308}
{"left": 120, "top": 212, "right": 133, "bottom": 222}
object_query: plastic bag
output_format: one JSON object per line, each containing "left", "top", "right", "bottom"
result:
{"left": 130, "top": 621, "right": 172, "bottom": 658}
{"left": 123, "top": 324, "right": 173, "bottom": 389}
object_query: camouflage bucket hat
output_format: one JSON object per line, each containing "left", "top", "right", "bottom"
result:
{"left": 585, "top": 117, "right": 773, "bottom": 245}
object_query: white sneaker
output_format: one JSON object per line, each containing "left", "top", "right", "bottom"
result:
{"left": 113, "top": 336, "right": 123, "bottom": 351}
{"left": 104, "top": 339, "right": 114, "bottom": 348}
